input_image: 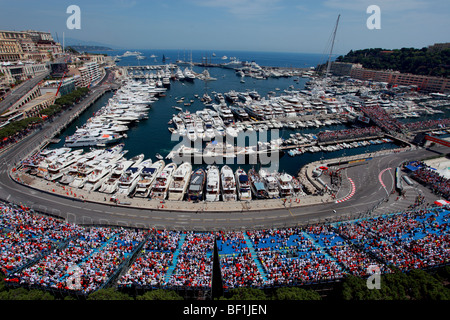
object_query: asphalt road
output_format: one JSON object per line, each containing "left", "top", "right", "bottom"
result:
{"left": 0, "top": 71, "right": 50, "bottom": 114}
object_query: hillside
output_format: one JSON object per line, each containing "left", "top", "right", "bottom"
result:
{"left": 335, "top": 47, "right": 450, "bottom": 78}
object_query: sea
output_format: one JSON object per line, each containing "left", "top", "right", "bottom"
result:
{"left": 50, "top": 49, "right": 447, "bottom": 176}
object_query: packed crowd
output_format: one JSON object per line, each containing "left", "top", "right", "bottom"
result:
{"left": 118, "top": 230, "right": 181, "bottom": 288}
{"left": 306, "top": 225, "right": 390, "bottom": 277}
{"left": 5, "top": 226, "right": 147, "bottom": 294}
{"left": 166, "top": 232, "right": 214, "bottom": 288}
{"left": 409, "top": 161, "right": 450, "bottom": 200}
{"left": 335, "top": 208, "right": 449, "bottom": 270}
{"left": 317, "top": 126, "right": 382, "bottom": 143}
{"left": 255, "top": 235, "right": 344, "bottom": 286}
{"left": 1, "top": 200, "right": 449, "bottom": 294}
{"left": 216, "top": 231, "right": 264, "bottom": 289}
{"left": 405, "top": 119, "right": 450, "bottom": 132}
{"left": 360, "top": 105, "right": 405, "bottom": 133}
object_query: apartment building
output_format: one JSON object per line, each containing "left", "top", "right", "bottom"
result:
{"left": 329, "top": 62, "right": 450, "bottom": 93}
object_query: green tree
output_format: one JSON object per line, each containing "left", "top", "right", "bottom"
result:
{"left": 137, "top": 289, "right": 184, "bottom": 300}
{"left": 221, "top": 288, "right": 267, "bottom": 300}
{"left": 0, "top": 287, "right": 55, "bottom": 300}
{"left": 271, "top": 287, "right": 322, "bottom": 300}
{"left": 87, "top": 288, "right": 133, "bottom": 300}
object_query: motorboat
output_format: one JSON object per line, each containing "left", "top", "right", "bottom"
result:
{"left": 167, "top": 162, "right": 192, "bottom": 201}
{"left": 116, "top": 158, "right": 150, "bottom": 196}
{"left": 99, "top": 159, "right": 134, "bottom": 194}
{"left": 65, "top": 132, "right": 122, "bottom": 148}
{"left": 186, "top": 126, "right": 197, "bottom": 142}
{"left": 221, "top": 165, "right": 237, "bottom": 201}
{"left": 247, "top": 168, "right": 268, "bottom": 199}
{"left": 205, "top": 165, "right": 220, "bottom": 202}
{"left": 133, "top": 160, "right": 165, "bottom": 198}
{"left": 149, "top": 162, "right": 177, "bottom": 200}
{"left": 68, "top": 159, "right": 100, "bottom": 189}
{"left": 259, "top": 168, "right": 279, "bottom": 198}
{"left": 83, "top": 161, "right": 116, "bottom": 191}
{"left": 277, "top": 172, "right": 294, "bottom": 198}
{"left": 187, "top": 167, "right": 206, "bottom": 201}
{"left": 291, "top": 176, "right": 303, "bottom": 195}
{"left": 235, "top": 168, "right": 252, "bottom": 201}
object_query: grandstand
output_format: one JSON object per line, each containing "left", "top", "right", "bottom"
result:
{"left": 0, "top": 200, "right": 448, "bottom": 298}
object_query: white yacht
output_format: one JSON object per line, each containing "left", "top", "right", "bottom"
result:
{"left": 187, "top": 126, "right": 197, "bottom": 142}
{"left": 65, "top": 132, "right": 122, "bottom": 148}
{"left": 175, "top": 68, "right": 185, "bottom": 81}
{"left": 221, "top": 165, "right": 237, "bottom": 201}
{"left": 133, "top": 160, "right": 165, "bottom": 198}
{"left": 204, "top": 125, "right": 216, "bottom": 141}
{"left": 205, "top": 165, "right": 220, "bottom": 202}
{"left": 99, "top": 159, "right": 134, "bottom": 194}
{"left": 291, "top": 176, "right": 303, "bottom": 195}
{"left": 149, "top": 162, "right": 177, "bottom": 200}
{"left": 83, "top": 161, "right": 116, "bottom": 191}
{"left": 116, "top": 158, "right": 150, "bottom": 196}
{"left": 44, "top": 157, "right": 76, "bottom": 182}
{"left": 226, "top": 126, "right": 239, "bottom": 138}
{"left": 195, "top": 120, "right": 205, "bottom": 141}
{"left": 259, "top": 169, "right": 279, "bottom": 198}
{"left": 277, "top": 173, "right": 294, "bottom": 198}
{"left": 183, "top": 67, "right": 195, "bottom": 81}
{"left": 167, "top": 162, "right": 192, "bottom": 201}
{"left": 235, "top": 168, "right": 252, "bottom": 201}
{"left": 68, "top": 159, "right": 100, "bottom": 189}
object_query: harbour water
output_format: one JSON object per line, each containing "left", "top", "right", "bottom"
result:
{"left": 49, "top": 50, "right": 423, "bottom": 176}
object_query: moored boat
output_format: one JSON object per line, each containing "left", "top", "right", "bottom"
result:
{"left": 187, "top": 167, "right": 206, "bottom": 201}
{"left": 168, "top": 162, "right": 192, "bottom": 201}
{"left": 149, "top": 162, "right": 177, "bottom": 200}
{"left": 235, "top": 168, "right": 252, "bottom": 201}
{"left": 205, "top": 165, "right": 220, "bottom": 202}
{"left": 221, "top": 165, "right": 237, "bottom": 201}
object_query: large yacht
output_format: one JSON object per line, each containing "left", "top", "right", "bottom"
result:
{"left": 116, "top": 157, "right": 149, "bottom": 196}
{"left": 187, "top": 167, "right": 206, "bottom": 201}
{"left": 44, "top": 151, "right": 83, "bottom": 182}
{"left": 68, "top": 159, "right": 100, "bottom": 189}
{"left": 99, "top": 159, "right": 134, "bottom": 194}
{"left": 277, "top": 172, "right": 294, "bottom": 198}
{"left": 83, "top": 161, "right": 116, "bottom": 191}
{"left": 133, "top": 160, "right": 165, "bottom": 198}
{"left": 205, "top": 165, "right": 220, "bottom": 202}
{"left": 183, "top": 67, "right": 195, "bottom": 81}
{"left": 221, "top": 165, "right": 237, "bottom": 201}
{"left": 235, "top": 168, "right": 252, "bottom": 201}
{"left": 167, "top": 162, "right": 192, "bottom": 201}
{"left": 247, "top": 168, "right": 268, "bottom": 199}
{"left": 149, "top": 162, "right": 177, "bottom": 200}
{"left": 259, "top": 168, "right": 279, "bottom": 199}
{"left": 65, "top": 132, "right": 122, "bottom": 148}
{"left": 291, "top": 176, "right": 304, "bottom": 195}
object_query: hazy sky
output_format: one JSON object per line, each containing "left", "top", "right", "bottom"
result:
{"left": 1, "top": 0, "right": 449, "bottom": 55}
